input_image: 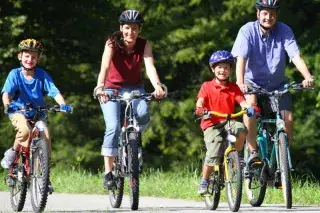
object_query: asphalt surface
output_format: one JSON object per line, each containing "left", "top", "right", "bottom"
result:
{"left": 0, "top": 191, "right": 319, "bottom": 212}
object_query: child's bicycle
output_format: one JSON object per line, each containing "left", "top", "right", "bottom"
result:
{"left": 197, "top": 109, "right": 249, "bottom": 212}
{"left": 93, "top": 85, "right": 167, "bottom": 211}
{"left": 243, "top": 82, "right": 313, "bottom": 209}
{"left": 4, "top": 105, "right": 72, "bottom": 213}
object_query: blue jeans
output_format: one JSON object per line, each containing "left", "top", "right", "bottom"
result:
{"left": 100, "top": 87, "right": 149, "bottom": 156}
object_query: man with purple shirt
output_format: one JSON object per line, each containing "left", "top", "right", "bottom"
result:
{"left": 231, "top": 0, "right": 314, "bottom": 164}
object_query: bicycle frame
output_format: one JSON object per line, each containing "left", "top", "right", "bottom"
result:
{"left": 199, "top": 110, "right": 247, "bottom": 212}
{"left": 255, "top": 89, "right": 292, "bottom": 179}
{"left": 117, "top": 95, "right": 143, "bottom": 176}
{"left": 9, "top": 115, "right": 48, "bottom": 181}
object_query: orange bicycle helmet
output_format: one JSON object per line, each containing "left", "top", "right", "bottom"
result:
{"left": 18, "top": 39, "right": 44, "bottom": 53}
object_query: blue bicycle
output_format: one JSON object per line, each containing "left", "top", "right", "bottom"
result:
{"left": 243, "top": 82, "right": 313, "bottom": 209}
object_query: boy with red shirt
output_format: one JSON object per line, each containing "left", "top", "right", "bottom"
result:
{"left": 195, "top": 50, "right": 255, "bottom": 194}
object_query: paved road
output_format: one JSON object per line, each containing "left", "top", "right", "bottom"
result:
{"left": 0, "top": 191, "right": 319, "bottom": 212}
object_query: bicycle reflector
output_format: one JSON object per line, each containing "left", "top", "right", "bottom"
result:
{"left": 227, "top": 134, "right": 237, "bottom": 143}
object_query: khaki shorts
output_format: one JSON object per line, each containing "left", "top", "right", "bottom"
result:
{"left": 10, "top": 113, "right": 50, "bottom": 150}
{"left": 203, "top": 120, "right": 246, "bottom": 166}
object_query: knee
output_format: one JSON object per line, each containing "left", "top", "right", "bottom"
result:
{"left": 18, "top": 126, "right": 31, "bottom": 140}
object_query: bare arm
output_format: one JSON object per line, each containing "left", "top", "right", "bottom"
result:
{"left": 144, "top": 41, "right": 161, "bottom": 89}
{"left": 292, "top": 53, "right": 314, "bottom": 87}
{"left": 196, "top": 97, "right": 204, "bottom": 108}
{"left": 2, "top": 92, "right": 10, "bottom": 106}
{"left": 239, "top": 100, "right": 251, "bottom": 109}
{"left": 144, "top": 41, "right": 166, "bottom": 98}
{"left": 235, "top": 56, "right": 247, "bottom": 85}
{"left": 53, "top": 93, "right": 66, "bottom": 105}
{"left": 96, "top": 41, "right": 113, "bottom": 90}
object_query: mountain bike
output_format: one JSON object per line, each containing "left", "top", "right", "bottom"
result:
{"left": 94, "top": 85, "right": 167, "bottom": 210}
{"left": 197, "top": 110, "right": 249, "bottom": 212}
{"left": 4, "top": 105, "right": 72, "bottom": 213}
{"left": 243, "top": 82, "right": 313, "bottom": 209}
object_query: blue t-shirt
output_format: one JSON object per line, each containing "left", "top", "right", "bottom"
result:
{"left": 231, "top": 21, "right": 300, "bottom": 91}
{"left": 1, "top": 67, "right": 60, "bottom": 110}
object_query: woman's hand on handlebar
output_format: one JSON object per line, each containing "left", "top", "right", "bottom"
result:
{"left": 153, "top": 83, "right": 167, "bottom": 99}
{"left": 96, "top": 90, "right": 109, "bottom": 103}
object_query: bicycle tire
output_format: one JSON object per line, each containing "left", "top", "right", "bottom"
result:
{"left": 279, "top": 132, "right": 292, "bottom": 209}
{"left": 30, "top": 139, "right": 50, "bottom": 213}
{"left": 204, "top": 172, "right": 221, "bottom": 210}
{"left": 225, "top": 151, "right": 242, "bottom": 212}
{"left": 109, "top": 149, "right": 124, "bottom": 208}
{"left": 244, "top": 145, "right": 267, "bottom": 207}
{"left": 128, "top": 133, "right": 140, "bottom": 210}
{"left": 9, "top": 154, "right": 28, "bottom": 212}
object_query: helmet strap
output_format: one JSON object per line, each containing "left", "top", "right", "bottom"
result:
{"left": 20, "top": 62, "right": 35, "bottom": 72}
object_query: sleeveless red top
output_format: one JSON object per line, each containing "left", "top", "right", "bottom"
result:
{"left": 105, "top": 37, "right": 147, "bottom": 88}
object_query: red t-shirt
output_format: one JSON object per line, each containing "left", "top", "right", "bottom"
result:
{"left": 197, "top": 79, "right": 245, "bottom": 131}
{"left": 105, "top": 37, "right": 147, "bottom": 88}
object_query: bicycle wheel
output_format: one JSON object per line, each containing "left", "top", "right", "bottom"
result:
{"left": 204, "top": 172, "right": 221, "bottom": 210}
{"left": 278, "top": 132, "right": 292, "bottom": 209}
{"left": 128, "top": 133, "right": 139, "bottom": 210}
{"left": 30, "top": 139, "right": 50, "bottom": 213}
{"left": 9, "top": 154, "right": 28, "bottom": 212}
{"left": 109, "top": 148, "right": 124, "bottom": 208}
{"left": 244, "top": 146, "right": 267, "bottom": 207}
{"left": 225, "top": 151, "right": 242, "bottom": 212}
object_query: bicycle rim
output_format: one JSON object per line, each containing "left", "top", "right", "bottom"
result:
{"left": 204, "top": 176, "right": 221, "bottom": 210}
{"left": 244, "top": 174, "right": 267, "bottom": 207}
{"left": 30, "top": 139, "right": 50, "bottom": 213}
{"left": 279, "top": 132, "right": 292, "bottom": 209}
{"left": 225, "top": 151, "right": 242, "bottom": 212}
{"left": 244, "top": 146, "right": 267, "bottom": 207}
{"left": 9, "top": 155, "right": 28, "bottom": 212}
{"left": 109, "top": 153, "right": 124, "bottom": 208}
{"left": 128, "top": 135, "right": 140, "bottom": 210}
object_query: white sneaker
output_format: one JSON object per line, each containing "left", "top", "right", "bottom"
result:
{"left": 1, "top": 148, "right": 17, "bottom": 169}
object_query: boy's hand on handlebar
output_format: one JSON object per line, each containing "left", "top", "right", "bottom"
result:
{"left": 4, "top": 104, "right": 19, "bottom": 114}
{"left": 245, "top": 106, "right": 255, "bottom": 118}
{"left": 60, "top": 104, "right": 73, "bottom": 114}
{"left": 302, "top": 76, "right": 314, "bottom": 88}
{"left": 195, "top": 107, "right": 208, "bottom": 116}
{"left": 244, "top": 106, "right": 261, "bottom": 117}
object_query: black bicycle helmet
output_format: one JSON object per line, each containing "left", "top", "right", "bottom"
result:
{"left": 256, "top": 0, "right": 280, "bottom": 11}
{"left": 119, "top": 10, "right": 143, "bottom": 24}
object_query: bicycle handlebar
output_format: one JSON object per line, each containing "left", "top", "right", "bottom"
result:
{"left": 93, "top": 83, "right": 168, "bottom": 101}
{"left": 10, "top": 105, "right": 70, "bottom": 114}
{"left": 196, "top": 109, "right": 247, "bottom": 121}
{"left": 245, "top": 82, "right": 314, "bottom": 96}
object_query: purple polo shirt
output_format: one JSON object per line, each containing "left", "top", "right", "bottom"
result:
{"left": 231, "top": 20, "right": 300, "bottom": 91}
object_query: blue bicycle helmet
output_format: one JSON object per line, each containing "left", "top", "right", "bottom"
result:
{"left": 209, "top": 50, "right": 235, "bottom": 67}
{"left": 119, "top": 10, "right": 144, "bottom": 24}
{"left": 256, "top": 0, "right": 280, "bottom": 11}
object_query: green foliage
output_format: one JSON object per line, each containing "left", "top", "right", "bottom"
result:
{"left": 0, "top": 0, "right": 320, "bottom": 179}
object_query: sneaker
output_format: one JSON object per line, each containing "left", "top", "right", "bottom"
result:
{"left": 248, "top": 150, "right": 261, "bottom": 166}
{"left": 197, "top": 178, "right": 209, "bottom": 195}
{"left": 48, "top": 179, "right": 54, "bottom": 194}
{"left": 1, "top": 148, "right": 17, "bottom": 169}
{"left": 104, "top": 172, "right": 115, "bottom": 190}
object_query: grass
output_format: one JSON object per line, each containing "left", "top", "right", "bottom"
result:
{"left": 0, "top": 166, "right": 319, "bottom": 205}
